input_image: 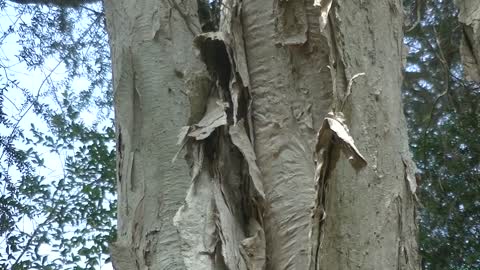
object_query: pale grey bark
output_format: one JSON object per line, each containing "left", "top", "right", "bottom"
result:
{"left": 241, "top": 1, "right": 330, "bottom": 268}
{"left": 104, "top": 0, "right": 203, "bottom": 269}
{"left": 105, "top": 0, "right": 420, "bottom": 270}
{"left": 314, "top": 1, "right": 419, "bottom": 269}
{"left": 456, "top": 0, "right": 480, "bottom": 81}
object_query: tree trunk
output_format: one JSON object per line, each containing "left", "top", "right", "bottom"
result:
{"left": 456, "top": 0, "right": 480, "bottom": 81}
{"left": 105, "top": 0, "right": 420, "bottom": 269}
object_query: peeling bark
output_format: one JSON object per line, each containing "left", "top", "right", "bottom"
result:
{"left": 105, "top": 0, "right": 420, "bottom": 269}
{"left": 309, "top": 112, "right": 367, "bottom": 270}
{"left": 174, "top": 2, "right": 267, "bottom": 269}
{"left": 105, "top": 0, "right": 203, "bottom": 269}
{"left": 313, "top": 1, "right": 420, "bottom": 269}
{"left": 242, "top": 1, "right": 331, "bottom": 268}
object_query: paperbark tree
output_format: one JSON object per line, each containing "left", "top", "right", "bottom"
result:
{"left": 105, "top": 0, "right": 420, "bottom": 269}
{"left": 456, "top": 0, "right": 480, "bottom": 82}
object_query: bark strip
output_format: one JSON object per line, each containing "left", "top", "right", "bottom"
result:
{"left": 308, "top": 112, "right": 367, "bottom": 270}
{"left": 313, "top": 1, "right": 420, "bottom": 270}
{"left": 106, "top": 0, "right": 204, "bottom": 269}
{"left": 174, "top": 1, "right": 266, "bottom": 269}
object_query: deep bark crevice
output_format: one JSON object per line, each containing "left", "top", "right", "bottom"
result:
{"left": 188, "top": 31, "right": 266, "bottom": 267}
{"left": 173, "top": 3, "right": 267, "bottom": 264}
{"left": 197, "top": 0, "right": 222, "bottom": 32}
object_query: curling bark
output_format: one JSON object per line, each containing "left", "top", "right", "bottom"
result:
{"left": 105, "top": 0, "right": 420, "bottom": 269}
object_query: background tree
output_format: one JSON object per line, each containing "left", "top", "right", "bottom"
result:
{"left": 0, "top": 1, "right": 116, "bottom": 269}
{"left": 403, "top": 0, "right": 480, "bottom": 268}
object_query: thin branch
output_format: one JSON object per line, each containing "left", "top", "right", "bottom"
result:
{"left": 420, "top": 25, "right": 451, "bottom": 194}
{"left": 406, "top": 0, "right": 424, "bottom": 33}
{"left": 9, "top": 0, "right": 99, "bottom": 7}
{"left": 12, "top": 192, "right": 63, "bottom": 266}
{"left": 0, "top": 59, "right": 62, "bottom": 161}
{"left": 0, "top": 10, "right": 102, "bottom": 160}
{"left": 340, "top": 72, "right": 365, "bottom": 112}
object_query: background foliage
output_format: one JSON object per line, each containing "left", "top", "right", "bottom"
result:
{"left": 0, "top": 1, "right": 115, "bottom": 269}
{"left": 0, "top": 0, "right": 478, "bottom": 269}
{"left": 404, "top": 0, "right": 480, "bottom": 269}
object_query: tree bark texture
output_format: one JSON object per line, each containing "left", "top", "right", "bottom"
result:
{"left": 105, "top": 0, "right": 420, "bottom": 270}
{"left": 456, "top": 0, "right": 480, "bottom": 81}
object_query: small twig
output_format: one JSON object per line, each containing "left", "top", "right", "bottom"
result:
{"left": 406, "top": 0, "right": 424, "bottom": 33}
{"left": 2, "top": 94, "right": 21, "bottom": 111}
{"left": 0, "top": 14, "right": 101, "bottom": 161}
{"left": 340, "top": 72, "right": 365, "bottom": 112}
{"left": 78, "top": 4, "right": 104, "bottom": 16}
{"left": 420, "top": 26, "right": 451, "bottom": 194}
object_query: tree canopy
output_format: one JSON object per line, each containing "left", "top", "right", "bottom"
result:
{"left": 404, "top": 0, "right": 480, "bottom": 268}
{"left": 0, "top": 1, "right": 115, "bottom": 269}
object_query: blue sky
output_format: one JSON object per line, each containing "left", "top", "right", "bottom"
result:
{"left": 0, "top": 2, "right": 113, "bottom": 269}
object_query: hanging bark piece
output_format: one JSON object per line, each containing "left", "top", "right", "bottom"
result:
{"left": 194, "top": 31, "right": 244, "bottom": 126}
{"left": 308, "top": 112, "right": 367, "bottom": 270}
{"left": 200, "top": 15, "right": 267, "bottom": 265}
{"left": 230, "top": 79, "right": 241, "bottom": 125}
{"left": 203, "top": 196, "right": 219, "bottom": 255}
{"left": 218, "top": 0, "right": 255, "bottom": 143}
{"left": 173, "top": 72, "right": 229, "bottom": 269}
{"left": 173, "top": 97, "right": 226, "bottom": 181}
{"left": 172, "top": 70, "right": 213, "bottom": 163}
{"left": 177, "top": 126, "right": 191, "bottom": 145}
{"left": 220, "top": 0, "right": 251, "bottom": 87}
{"left": 402, "top": 155, "right": 423, "bottom": 207}
{"left": 314, "top": 0, "right": 333, "bottom": 32}
{"left": 175, "top": 3, "right": 266, "bottom": 268}
{"left": 315, "top": 0, "right": 342, "bottom": 111}
{"left": 193, "top": 32, "right": 242, "bottom": 127}
{"left": 229, "top": 119, "right": 266, "bottom": 199}
{"left": 212, "top": 179, "right": 249, "bottom": 270}
{"left": 188, "top": 97, "right": 228, "bottom": 140}
{"left": 172, "top": 94, "right": 223, "bottom": 269}
{"left": 173, "top": 171, "right": 217, "bottom": 269}
{"left": 401, "top": 156, "right": 417, "bottom": 195}
{"left": 240, "top": 219, "right": 267, "bottom": 270}
{"left": 316, "top": 112, "right": 367, "bottom": 168}
{"left": 172, "top": 126, "right": 191, "bottom": 163}
{"left": 190, "top": 142, "right": 205, "bottom": 184}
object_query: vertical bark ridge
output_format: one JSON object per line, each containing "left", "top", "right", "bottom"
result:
{"left": 316, "top": 1, "right": 420, "bottom": 269}
{"left": 106, "top": 0, "right": 203, "bottom": 269}
{"left": 456, "top": 0, "right": 480, "bottom": 81}
{"left": 242, "top": 0, "right": 332, "bottom": 269}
